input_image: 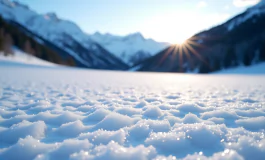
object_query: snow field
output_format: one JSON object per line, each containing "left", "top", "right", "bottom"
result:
{"left": 0, "top": 67, "right": 265, "bottom": 159}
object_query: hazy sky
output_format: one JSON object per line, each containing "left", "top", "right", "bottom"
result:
{"left": 17, "top": 0, "right": 260, "bottom": 43}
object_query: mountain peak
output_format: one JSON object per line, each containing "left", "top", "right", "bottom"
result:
{"left": 127, "top": 32, "right": 144, "bottom": 39}
{"left": 44, "top": 12, "right": 59, "bottom": 21}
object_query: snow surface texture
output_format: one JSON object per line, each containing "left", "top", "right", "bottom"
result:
{"left": 0, "top": 65, "right": 265, "bottom": 160}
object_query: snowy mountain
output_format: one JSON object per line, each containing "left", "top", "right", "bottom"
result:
{"left": 135, "top": 0, "right": 265, "bottom": 73}
{"left": 89, "top": 32, "right": 169, "bottom": 65}
{"left": 0, "top": 0, "right": 168, "bottom": 68}
{"left": 0, "top": 0, "right": 128, "bottom": 69}
{"left": 226, "top": 0, "right": 265, "bottom": 31}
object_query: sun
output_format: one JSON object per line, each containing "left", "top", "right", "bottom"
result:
{"left": 175, "top": 38, "right": 187, "bottom": 45}
{"left": 174, "top": 36, "right": 188, "bottom": 45}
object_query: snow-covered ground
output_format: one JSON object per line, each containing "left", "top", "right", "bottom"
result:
{"left": 0, "top": 50, "right": 58, "bottom": 67}
{"left": 0, "top": 61, "right": 265, "bottom": 160}
{"left": 215, "top": 62, "right": 265, "bottom": 74}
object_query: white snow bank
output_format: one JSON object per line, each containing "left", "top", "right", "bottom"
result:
{"left": 92, "top": 113, "right": 135, "bottom": 131}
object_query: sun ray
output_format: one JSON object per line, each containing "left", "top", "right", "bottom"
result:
{"left": 169, "top": 45, "right": 179, "bottom": 68}
{"left": 178, "top": 45, "right": 184, "bottom": 71}
{"left": 158, "top": 46, "right": 175, "bottom": 66}
{"left": 185, "top": 42, "right": 207, "bottom": 65}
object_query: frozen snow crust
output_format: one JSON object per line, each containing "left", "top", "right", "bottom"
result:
{"left": 0, "top": 66, "right": 265, "bottom": 160}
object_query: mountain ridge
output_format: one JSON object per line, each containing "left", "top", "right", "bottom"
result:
{"left": 0, "top": 0, "right": 168, "bottom": 66}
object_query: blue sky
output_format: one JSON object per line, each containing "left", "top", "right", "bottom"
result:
{"left": 17, "top": 0, "right": 260, "bottom": 43}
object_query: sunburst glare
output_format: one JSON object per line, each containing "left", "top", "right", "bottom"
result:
{"left": 158, "top": 36, "right": 208, "bottom": 72}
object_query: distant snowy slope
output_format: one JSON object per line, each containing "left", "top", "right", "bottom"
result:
{"left": 227, "top": 0, "right": 265, "bottom": 30}
{"left": 215, "top": 62, "right": 265, "bottom": 74}
{"left": 0, "top": 49, "right": 58, "bottom": 67}
{"left": 89, "top": 32, "right": 169, "bottom": 65}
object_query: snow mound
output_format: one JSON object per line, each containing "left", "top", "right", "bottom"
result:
{"left": 182, "top": 150, "right": 244, "bottom": 160}
{"left": 0, "top": 120, "right": 46, "bottom": 144}
{"left": 92, "top": 113, "right": 135, "bottom": 131}
{"left": 0, "top": 136, "right": 54, "bottom": 160}
{"left": 83, "top": 109, "right": 111, "bottom": 123}
{"left": 226, "top": 136, "right": 265, "bottom": 160}
{"left": 182, "top": 113, "right": 213, "bottom": 124}
{"left": 53, "top": 120, "right": 87, "bottom": 137}
{"left": 146, "top": 123, "right": 226, "bottom": 157}
{"left": 176, "top": 103, "right": 206, "bottom": 114}
{"left": 53, "top": 111, "right": 84, "bottom": 126}
{"left": 235, "top": 116, "right": 265, "bottom": 131}
{"left": 36, "top": 139, "right": 93, "bottom": 160}
{"left": 143, "top": 106, "right": 163, "bottom": 119}
{"left": 115, "top": 107, "right": 141, "bottom": 116}
{"left": 127, "top": 122, "right": 152, "bottom": 141}
{"left": 201, "top": 110, "right": 239, "bottom": 120}
{"left": 78, "top": 129, "right": 127, "bottom": 145}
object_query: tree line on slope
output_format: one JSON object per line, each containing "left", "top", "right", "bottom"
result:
{"left": 198, "top": 43, "right": 265, "bottom": 73}
{"left": 0, "top": 15, "right": 75, "bottom": 66}
{"left": 198, "top": 14, "right": 265, "bottom": 74}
